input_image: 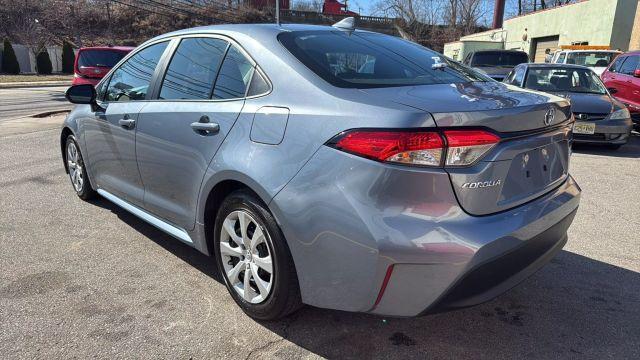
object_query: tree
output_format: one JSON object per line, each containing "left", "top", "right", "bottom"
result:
{"left": 1, "top": 39, "right": 20, "bottom": 74}
{"left": 61, "top": 40, "right": 74, "bottom": 73}
{"left": 36, "top": 50, "right": 52, "bottom": 74}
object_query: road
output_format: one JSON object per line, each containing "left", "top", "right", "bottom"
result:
{"left": 0, "top": 86, "right": 71, "bottom": 121}
{"left": 0, "top": 120, "right": 638, "bottom": 359}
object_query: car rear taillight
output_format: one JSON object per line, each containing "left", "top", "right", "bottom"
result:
{"left": 328, "top": 129, "right": 499, "bottom": 167}
{"left": 332, "top": 130, "right": 444, "bottom": 166}
{"left": 443, "top": 130, "right": 500, "bottom": 167}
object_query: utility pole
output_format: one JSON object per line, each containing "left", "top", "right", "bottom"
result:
{"left": 276, "top": 0, "right": 280, "bottom": 26}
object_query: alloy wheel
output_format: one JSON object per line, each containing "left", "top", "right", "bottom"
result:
{"left": 67, "top": 142, "right": 84, "bottom": 192}
{"left": 219, "top": 210, "right": 274, "bottom": 304}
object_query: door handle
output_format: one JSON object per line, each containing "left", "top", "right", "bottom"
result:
{"left": 190, "top": 122, "right": 220, "bottom": 134}
{"left": 119, "top": 118, "right": 136, "bottom": 129}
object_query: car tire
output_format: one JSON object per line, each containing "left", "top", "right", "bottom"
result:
{"left": 65, "top": 135, "right": 96, "bottom": 200}
{"left": 213, "top": 190, "right": 302, "bottom": 320}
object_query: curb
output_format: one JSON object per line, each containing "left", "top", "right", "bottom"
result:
{"left": 0, "top": 81, "right": 71, "bottom": 89}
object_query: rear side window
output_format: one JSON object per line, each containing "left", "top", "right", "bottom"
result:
{"left": 619, "top": 55, "right": 639, "bottom": 75}
{"left": 212, "top": 45, "right": 254, "bottom": 99}
{"left": 247, "top": 70, "right": 270, "bottom": 97}
{"left": 159, "top": 38, "right": 228, "bottom": 100}
{"left": 279, "top": 30, "right": 486, "bottom": 88}
{"left": 105, "top": 41, "right": 168, "bottom": 102}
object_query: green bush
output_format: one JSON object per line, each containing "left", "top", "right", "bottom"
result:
{"left": 36, "top": 50, "right": 53, "bottom": 74}
{"left": 2, "top": 39, "right": 20, "bottom": 74}
{"left": 61, "top": 41, "right": 75, "bottom": 74}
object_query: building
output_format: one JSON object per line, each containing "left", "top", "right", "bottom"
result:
{"left": 444, "top": 0, "right": 640, "bottom": 62}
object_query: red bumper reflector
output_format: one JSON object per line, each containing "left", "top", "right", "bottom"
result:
{"left": 374, "top": 264, "right": 395, "bottom": 307}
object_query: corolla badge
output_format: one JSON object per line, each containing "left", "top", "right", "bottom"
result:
{"left": 544, "top": 107, "right": 555, "bottom": 126}
{"left": 461, "top": 180, "right": 502, "bottom": 189}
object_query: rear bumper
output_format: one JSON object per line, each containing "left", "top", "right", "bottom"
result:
{"left": 371, "top": 176, "right": 580, "bottom": 317}
{"left": 573, "top": 118, "right": 633, "bottom": 145}
{"left": 271, "top": 146, "right": 581, "bottom": 317}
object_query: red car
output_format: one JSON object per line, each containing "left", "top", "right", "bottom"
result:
{"left": 72, "top": 46, "right": 134, "bottom": 86}
{"left": 601, "top": 50, "right": 640, "bottom": 130}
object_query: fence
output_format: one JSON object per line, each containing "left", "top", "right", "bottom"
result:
{"left": 0, "top": 44, "right": 65, "bottom": 74}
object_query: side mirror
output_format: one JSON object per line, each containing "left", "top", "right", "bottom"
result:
{"left": 607, "top": 87, "right": 618, "bottom": 94}
{"left": 634, "top": 69, "right": 640, "bottom": 78}
{"left": 65, "top": 84, "right": 96, "bottom": 104}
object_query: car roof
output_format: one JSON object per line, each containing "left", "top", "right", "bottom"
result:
{"left": 79, "top": 46, "right": 134, "bottom": 52}
{"left": 146, "top": 23, "right": 375, "bottom": 44}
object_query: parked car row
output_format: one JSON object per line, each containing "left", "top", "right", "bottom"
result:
{"left": 463, "top": 49, "right": 634, "bottom": 149}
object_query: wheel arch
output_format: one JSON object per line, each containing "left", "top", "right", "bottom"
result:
{"left": 60, "top": 127, "right": 74, "bottom": 173}
{"left": 200, "top": 176, "right": 273, "bottom": 256}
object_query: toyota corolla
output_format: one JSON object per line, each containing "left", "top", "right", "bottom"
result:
{"left": 61, "top": 23, "right": 580, "bottom": 320}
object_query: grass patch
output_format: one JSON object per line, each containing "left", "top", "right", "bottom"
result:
{"left": 0, "top": 74, "right": 73, "bottom": 83}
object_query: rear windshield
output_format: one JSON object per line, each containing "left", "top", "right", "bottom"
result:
{"left": 78, "top": 50, "right": 127, "bottom": 68}
{"left": 278, "top": 30, "right": 487, "bottom": 88}
{"left": 524, "top": 67, "right": 607, "bottom": 94}
{"left": 565, "top": 52, "right": 618, "bottom": 67}
{"left": 470, "top": 52, "right": 528, "bottom": 67}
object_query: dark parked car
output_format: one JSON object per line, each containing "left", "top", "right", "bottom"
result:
{"left": 463, "top": 50, "right": 529, "bottom": 81}
{"left": 72, "top": 46, "right": 134, "bottom": 86}
{"left": 505, "top": 63, "right": 632, "bottom": 148}
{"left": 601, "top": 50, "right": 640, "bottom": 130}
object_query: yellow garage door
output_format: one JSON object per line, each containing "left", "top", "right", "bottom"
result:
{"left": 533, "top": 36, "right": 560, "bottom": 63}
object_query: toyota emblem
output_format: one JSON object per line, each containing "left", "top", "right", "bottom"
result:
{"left": 544, "top": 107, "right": 555, "bottom": 126}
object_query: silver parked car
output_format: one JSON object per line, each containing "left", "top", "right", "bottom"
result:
{"left": 62, "top": 24, "right": 581, "bottom": 320}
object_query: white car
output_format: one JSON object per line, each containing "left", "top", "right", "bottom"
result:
{"left": 549, "top": 50, "right": 621, "bottom": 76}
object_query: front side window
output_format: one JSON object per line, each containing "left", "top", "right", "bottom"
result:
{"left": 619, "top": 55, "right": 639, "bottom": 75}
{"left": 96, "top": 77, "right": 109, "bottom": 101}
{"left": 159, "top": 38, "right": 228, "bottom": 100}
{"left": 555, "top": 53, "right": 566, "bottom": 63}
{"left": 608, "top": 56, "right": 625, "bottom": 73}
{"left": 513, "top": 66, "right": 526, "bottom": 85}
{"left": 524, "top": 67, "right": 607, "bottom": 94}
{"left": 105, "top": 42, "right": 168, "bottom": 102}
{"left": 212, "top": 45, "right": 254, "bottom": 99}
{"left": 279, "top": 30, "right": 486, "bottom": 88}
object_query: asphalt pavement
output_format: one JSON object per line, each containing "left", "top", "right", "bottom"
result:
{"left": 0, "top": 119, "right": 638, "bottom": 359}
{"left": 0, "top": 86, "right": 71, "bottom": 121}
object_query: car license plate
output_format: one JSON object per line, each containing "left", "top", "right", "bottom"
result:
{"left": 574, "top": 122, "right": 596, "bottom": 135}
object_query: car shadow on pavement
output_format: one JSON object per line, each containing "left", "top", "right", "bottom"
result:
{"left": 572, "top": 131, "right": 640, "bottom": 158}
{"left": 89, "top": 198, "right": 224, "bottom": 284}
{"left": 90, "top": 200, "right": 640, "bottom": 359}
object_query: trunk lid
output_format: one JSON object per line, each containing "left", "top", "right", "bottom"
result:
{"left": 361, "top": 82, "right": 574, "bottom": 215}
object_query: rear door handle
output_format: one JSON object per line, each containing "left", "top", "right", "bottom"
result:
{"left": 190, "top": 122, "right": 220, "bottom": 134}
{"left": 119, "top": 118, "right": 136, "bottom": 129}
